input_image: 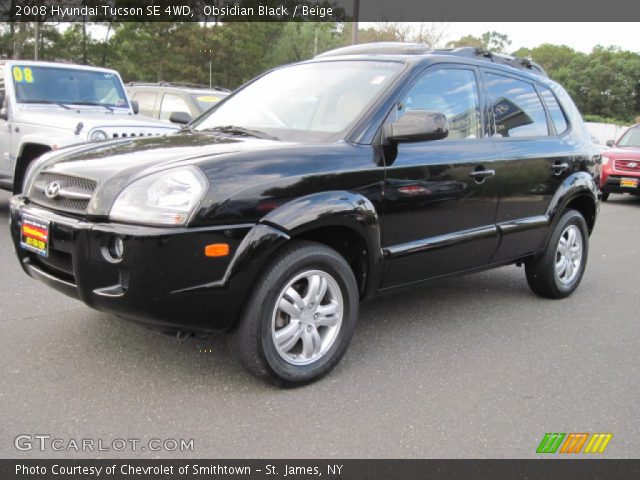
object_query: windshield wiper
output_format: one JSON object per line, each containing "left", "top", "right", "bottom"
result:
{"left": 200, "top": 125, "right": 279, "bottom": 141}
{"left": 72, "top": 102, "right": 114, "bottom": 112}
{"left": 20, "top": 99, "right": 72, "bottom": 110}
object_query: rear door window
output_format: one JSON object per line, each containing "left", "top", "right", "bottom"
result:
{"left": 484, "top": 73, "right": 549, "bottom": 138}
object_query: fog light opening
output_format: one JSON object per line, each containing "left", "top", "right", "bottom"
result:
{"left": 104, "top": 235, "right": 125, "bottom": 262}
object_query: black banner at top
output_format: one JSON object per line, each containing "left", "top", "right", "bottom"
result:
{"left": 2, "top": 0, "right": 640, "bottom": 22}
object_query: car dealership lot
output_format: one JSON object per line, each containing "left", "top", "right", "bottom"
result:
{"left": 1, "top": 190, "right": 638, "bottom": 458}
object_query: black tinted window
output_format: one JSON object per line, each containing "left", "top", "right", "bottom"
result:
{"left": 400, "top": 68, "right": 481, "bottom": 140}
{"left": 539, "top": 87, "right": 568, "bottom": 134}
{"left": 485, "top": 73, "right": 549, "bottom": 138}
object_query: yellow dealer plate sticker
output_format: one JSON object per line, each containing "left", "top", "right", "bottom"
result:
{"left": 196, "top": 96, "right": 221, "bottom": 103}
{"left": 620, "top": 178, "right": 638, "bottom": 188}
{"left": 13, "top": 66, "right": 34, "bottom": 83}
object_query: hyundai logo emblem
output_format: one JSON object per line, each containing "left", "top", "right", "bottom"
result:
{"left": 628, "top": 162, "right": 638, "bottom": 168}
{"left": 495, "top": 104, "right": 509, "bottom": 115}
{"left": 45, "top": 181, "right": 61, "bottom": 199}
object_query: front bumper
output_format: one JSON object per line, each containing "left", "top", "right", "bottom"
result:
{"left": 601, "top": 174, "right": 640, "bottom": 195}
{"left": 10, "top": 196, "right": 267, "bottom": 333}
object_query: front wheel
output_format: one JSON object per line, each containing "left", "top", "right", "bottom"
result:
{"left": 228, "top": 241, "right": 359, "bottom": 387}
{"left": 525, "top": 209, "right": 589, "bottom": 299}
{"left": 601, "top": 191, "right": 610, "bottom": 202}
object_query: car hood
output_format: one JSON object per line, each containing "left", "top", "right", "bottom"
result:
{"left": 603, "top": 147, "right": 640, "bottom": 158}
{"left": 28, "top": 132, "right": 298, "bottom": 215}
{"left": 15, "top": 108, "right": 175, "bottom": 132}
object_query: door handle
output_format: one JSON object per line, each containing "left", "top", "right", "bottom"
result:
{"left": 551, "top": 163, "right": 569, "bottom": 174}
{"left": 469, "top": 169, "right": 495, "bottom": 182}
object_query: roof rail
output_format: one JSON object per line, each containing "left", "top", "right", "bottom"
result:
{"left": 315, "top": 42, "right": 547, "bottom": 77}
{"left": 315, "top": 42, "right": 431, "bottom": 58}
{"left": 435, "top": 47, "right": 548, "bottom": 77}
{"left": 126, "top": 81, "right": 230, "bottom": 92}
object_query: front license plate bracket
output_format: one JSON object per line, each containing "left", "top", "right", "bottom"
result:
{"left": 20, "top": 215, "right": 50, "bottom": 257}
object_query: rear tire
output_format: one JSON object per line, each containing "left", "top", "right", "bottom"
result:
{"left": 525, "top": 209, "right": 589, "bottom": 299}
{"left": 228, "top": 241, "right": 359, "bottom": 387}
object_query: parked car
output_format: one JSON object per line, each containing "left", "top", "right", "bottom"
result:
{"left": 126, "top": 82, "right": 230, "bottom": 124}
{"left": 10, "top": 44, "right": 599, "bottom": 386}
{"left": 600, "top": 124, "right": 640, "bottom": 201}
{"left": 0, "top": 61, "right": 179, "bottom": 193}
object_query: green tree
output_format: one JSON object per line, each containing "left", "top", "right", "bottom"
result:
{"left": 447, "top": 31, "right": 512, "bottom": 54}
{"left": 513, "top": 44, "right": 640, "bottom": 123}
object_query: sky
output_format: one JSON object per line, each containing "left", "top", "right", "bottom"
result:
{"left": 82, "top": 22, "right": 640, "bottom": 55}
{"left": 436, "top": 22, "right": 640, "bottom": 53}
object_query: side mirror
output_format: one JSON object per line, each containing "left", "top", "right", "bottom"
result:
{"left": 387, "top": 110, "right": 448, "bottom": 143}
{"left": 606, "top": 139, "right": 615, "bottom": 147}
{"left": 130, "top": 100, "right": 139, "bottom": 114}
{"left": 169, "top": 111, "right": 192, "bottom": 125}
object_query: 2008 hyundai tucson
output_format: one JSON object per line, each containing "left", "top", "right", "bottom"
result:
{"left": 10, "top": 43, "right": 599, "bottom": 386}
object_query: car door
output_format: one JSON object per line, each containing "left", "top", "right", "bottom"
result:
{"left": 0, "top": 65, "right": 11, "bottom": 181}
{"left": 481, "top": 70, "right": 573, "bottom": 262}
{"left": 380, "top": 65, "right": 501, "bottom": 288}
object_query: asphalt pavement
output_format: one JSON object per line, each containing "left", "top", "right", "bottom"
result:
{"left": 1, "top": 190, "right": 639, "bottom": 458}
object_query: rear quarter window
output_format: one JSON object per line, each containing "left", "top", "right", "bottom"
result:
{"left": 539, "top": 87, "right": 569, "bottom": 135}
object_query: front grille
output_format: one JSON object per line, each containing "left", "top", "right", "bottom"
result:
{"left": 29, "top": 172, "right": 97, "bottom": 215}
{"left": 31, "top": 250, "right": 74, "bottom": 282}
{"left": 614, "top": 159, "right": 640, "bottom": 173}
{"left": 110, "top": 132, "right": 162, "bottom": 139}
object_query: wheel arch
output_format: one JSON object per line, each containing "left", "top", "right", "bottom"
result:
{"left": 13, "top": 142, "right": 52, "bottom": 193}
{"left": 261, "top": 191, "right": 383, "bottom": 299}
{"left": 547, "top": 171, "right": 598, "bottom": 234}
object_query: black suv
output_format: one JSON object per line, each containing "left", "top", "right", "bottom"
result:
{"left": 10, "top": 44, "right": 599, "bottom": 386}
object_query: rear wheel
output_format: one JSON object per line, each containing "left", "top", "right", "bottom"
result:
{"left": 228, "top": 241, "right": 359, "bottom": 387}
{"left": 525, "top": 209, "right": 589, "bottom": 299}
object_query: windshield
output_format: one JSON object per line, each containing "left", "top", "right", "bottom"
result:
{"left": 618, "top": 125, "right": 640, "bottom": 147}
{"left": 11, "top": 65, "right": 129, "bottom": 109}
{"left": 192, "top": 60, "right": 404, "bottom": 142}
{"left": 190, "top": 93, "right": 228, "bottom": 113}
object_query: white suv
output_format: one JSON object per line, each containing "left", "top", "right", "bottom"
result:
{"left": 0, "top": 60, "right": 179, "bottom": 192}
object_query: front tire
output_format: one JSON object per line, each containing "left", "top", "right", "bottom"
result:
{"left": 228, "top": 241, "right": 359, "bottom": 387}
{"left": 525, "top": 209, "right": 589, "bottom": 299}
{"left": 601, "top": 191, "right": 610, "bottom": 202}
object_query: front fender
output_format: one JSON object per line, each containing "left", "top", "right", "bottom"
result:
{"left": 261, "top": 191, "right": 383, "bottom": 298}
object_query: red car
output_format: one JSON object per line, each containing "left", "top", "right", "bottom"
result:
{"left": 600, "top": 123, "right": 640, "bottom": 201}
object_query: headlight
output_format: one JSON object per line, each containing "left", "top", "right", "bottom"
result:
{"left": 110, "top": 167, "right": 208, "bottom": 226}
{"left": 601, "top": 155, "right": 610, "bottom": 165}
{"left": 89, "top": 130, "right": 108, "bottom": 142}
